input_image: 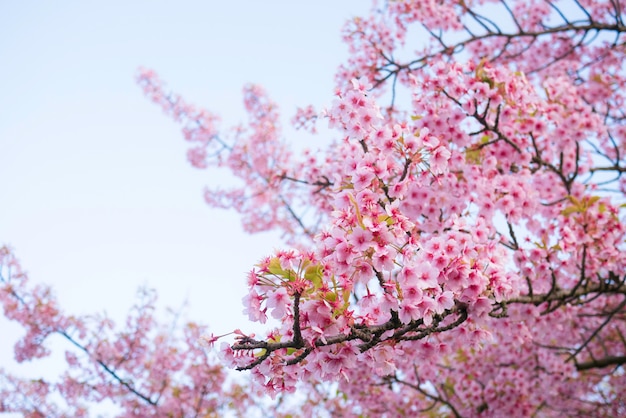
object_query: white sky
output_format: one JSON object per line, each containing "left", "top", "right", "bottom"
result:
{"left": 0, "top": 0, "right": 370, "bottom": 387}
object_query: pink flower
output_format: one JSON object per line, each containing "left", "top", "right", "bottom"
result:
{"left": 435, "top": 290, "right": 455, "bottom": 314}
{"left": 351, "top": 166, "right": 376, "bottom": 190}
{"left": 349, "top": 228, "right": 373, "bottom": 252}
{"left": 399, "top": 300, "right": 421, "bottom": 323}
{"left": 429, "top": 145, "right": 451, "bottom": 174}
{"left": 266, "top": 287, "right": 290, "bottom": 320}
{"left": 415, "top": 262, "right": 439, "bottom": 290}
{"left": 242, "top": 291, "right": 267, "bottom": 324}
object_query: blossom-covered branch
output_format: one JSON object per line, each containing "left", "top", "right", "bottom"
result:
{"left": 0, "top": 246, "right": 260, "bottom": 417}
{"left": 136, "top": 1, "right": 626, "bottom": 415}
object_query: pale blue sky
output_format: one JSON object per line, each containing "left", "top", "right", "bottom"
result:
{"left": 0, "top": 0, "right": 370, "bottom": 385}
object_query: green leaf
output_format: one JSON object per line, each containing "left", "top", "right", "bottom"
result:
{"left": 304, "top": 264, "right": 323, "bottom": 289}
{"left": 465, "top": 148, "right": 481, "bottom": 164}
{"left": 267, "top": 257, "right": 297, "bottom": 281}
{"left": 587, "top": 195, "right": 601, "bottom": 205}
{"left": 268, "top": 257, "right": 285, "bottom": 276}
{"left": 561, "top": 206, "right": 581, "bottom": 216}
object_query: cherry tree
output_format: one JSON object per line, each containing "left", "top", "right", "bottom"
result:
{"left": 3, "top": 0, "right": 626, "bottom": 416}
{"left": 138, "top": 0, "right": 626, "bottom": 416}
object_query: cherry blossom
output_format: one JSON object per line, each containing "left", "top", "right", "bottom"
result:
{"left": 4, "top": 0, "right": 626, "bottom": 416}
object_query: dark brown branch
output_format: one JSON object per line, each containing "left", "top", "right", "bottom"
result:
{"left": 59, "top": 330, "right": 157, "bottom": 406}
{"left": 506, "top": 281, "right": 626, "bottom": 307}
{"left": 566, "top": 297, "right": 626, "bottom": 363}
{"left": 576, "top": 355, "right": 626, "bottom": 371}
{"left": 292, "top": 292, "right": 304, "bottom": 347}
{"left": 388, "top": 373, "right": 463, "bottom": 418}
{"left": 233, "top": 302, "right": 468, "bottom": 370}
